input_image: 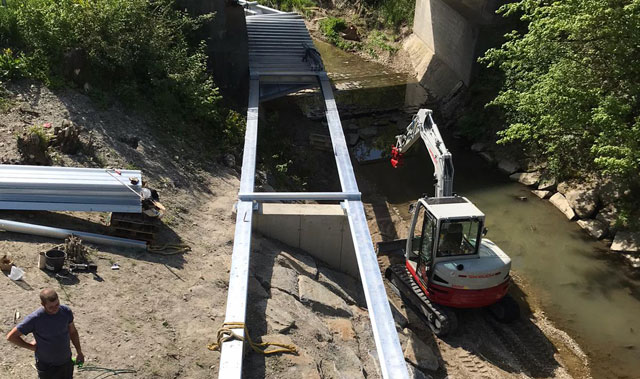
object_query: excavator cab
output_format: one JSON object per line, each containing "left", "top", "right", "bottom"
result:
{"left": 404, "top": 196, "right": 516, "bottom": 310}
{"left": 406, "top": 196, "right": 485, "bottom": 273}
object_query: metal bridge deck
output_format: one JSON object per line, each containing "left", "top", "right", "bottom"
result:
{"left": 219, "top": 3, "right": 408, "bottom": 378}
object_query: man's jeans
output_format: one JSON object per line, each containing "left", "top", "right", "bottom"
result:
{"left": 36, "top": 359, "right": 73, "bottom": 379}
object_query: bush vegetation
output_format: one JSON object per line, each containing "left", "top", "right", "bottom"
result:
{"left": 0, "top": 0, "right": 244, "bottom": 147}
{"left": 482, "top": 0, "right": 640, "bottom": 181}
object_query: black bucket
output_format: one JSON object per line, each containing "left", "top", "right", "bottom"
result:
{"left": 44, "top": 249, "right": 66, "bottom": 272}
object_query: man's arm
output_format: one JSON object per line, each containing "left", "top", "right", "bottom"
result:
{"left": 6, "top": 327, "right": 36, "bottom": 352}
{"left": 68, "top": 322, "right": 84, "bottom": 364}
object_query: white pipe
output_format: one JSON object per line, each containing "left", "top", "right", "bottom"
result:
{"left": 0, "top": 219, "right": 147, "bottom": 249}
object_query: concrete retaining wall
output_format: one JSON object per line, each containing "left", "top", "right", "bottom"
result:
{"left": 253, "top": 203, "right": 358, "bottom": 277}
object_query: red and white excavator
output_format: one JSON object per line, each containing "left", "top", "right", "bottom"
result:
{"left": 380, "top": 109, "right": 519, "bottom": 336}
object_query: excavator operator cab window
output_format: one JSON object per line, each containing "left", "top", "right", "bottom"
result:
{"left": 436, "top": 219, "right": 481, "bottom": 257}
{"left": 410, "top": 204, "right": 435, "bottom": 262}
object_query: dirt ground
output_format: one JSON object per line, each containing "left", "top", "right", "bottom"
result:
{"left": 0, "top": 81, "right": 242, "bottom": 378}
{"left": 0, "top": 81, "right": 592, "bottom": 379}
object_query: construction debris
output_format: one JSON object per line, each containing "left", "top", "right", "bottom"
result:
{"left": 1, "top": 254, "right": 14, "bottom": 272}
{"left": 65, "top": 236, "right": 91, "bottom": 263}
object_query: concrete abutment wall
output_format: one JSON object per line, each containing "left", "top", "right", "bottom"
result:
{"left": 253, "top": 204, "right": 359, "bottom": 277}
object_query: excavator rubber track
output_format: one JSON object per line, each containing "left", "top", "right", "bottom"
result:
{"left": 385, "top": 263, "right": 457, "bottom": 336}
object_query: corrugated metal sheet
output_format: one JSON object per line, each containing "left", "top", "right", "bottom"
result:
{"left": 246, "top": 13, "right": 318, "bottom": 75}
{"left": 0, "top": 165, "right": 143, "bottom": 213}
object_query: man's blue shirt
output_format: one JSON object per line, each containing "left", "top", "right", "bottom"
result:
{"left": 17, "top": 305, "right": 74, "bottom": 365}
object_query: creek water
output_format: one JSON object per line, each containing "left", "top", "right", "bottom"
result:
{"left": 315, "top": 40, "right": 640, "bottom": 379}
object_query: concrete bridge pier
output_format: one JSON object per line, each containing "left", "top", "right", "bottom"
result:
{"left": 404, "top": 0, "right": 498, "bottom": 110}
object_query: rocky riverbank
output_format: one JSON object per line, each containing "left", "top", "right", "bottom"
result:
{"left": 469, "top": 143, "right": 640, "bottom": 270}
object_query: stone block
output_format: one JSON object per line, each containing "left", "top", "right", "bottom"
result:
{"left": 531, "top": 190, "right": 551, "bottom": 199}
{"left": 509, "top": 172, "right": 541, "bottom": 186}
{"left": 318, "top": 266, "right": 363, "bottom": 306}
{"left": 497, "top": 159, "right": 519, "bottom": 174}
{"left": 611, "top": 231, "right": 640, "bottom": 253}
{"left": 565, "top": 188, "right": 598, "bottom": 218}
{"left": 549, "top": 192, "right": 576, "bottom": 220}
{"left": 577, "top": 219, "right": 607, "bottom": 240}
{"left": 537, "top": 177, "right": 556, "bottom": 191}
{"left": 276, "top": 250, "right": 318, "bottom": 279}
{"left": 325, "top": 318, "right": 356, "bottom": 341}
{"left": 596, "top": 204, "right": 618, "bottom": 232}
{"left": 479, "top": 151, "right": 494, "bottom": 164}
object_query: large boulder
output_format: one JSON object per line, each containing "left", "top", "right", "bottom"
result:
{"left": 298, "top": 275, "right": 352, "bottom": 317}
{"left": 276, "top": 250, "right": 318, "bottom": 279}
{"left": 598, "top": 180, "right": 624, "bottom": 205}
{"left": 576, "top": 219, "right": 608, "bottom": 240}
{"left": 509, "top": 172, "right": 541, "bottom": 186}
{"left": 470, "top": 142, "right": 486, "bottom": 152}
{"left": 318, "top": 266, "right": 363, "bottom": 306}
{"left": 596, "top": 204, "right": 618, "bottom": 234}
{"left": 611, "top": 232, "right": 640, "bottom": 253}
{"left": 549, "top": 193, "right": 576, "bottom": 220}
{"left": 537, "top": 177, "right": 557, "bottom": 191}
{"left": 531, "top": 190, "right": 551, "bottom": 199}
{"left": 497, "top": 159, "right": 519, "bottom": 174}
{"left": 479, "top": 152, "right": 494, "bottom": 164}
{"left": 564, "top": 188, "right": 599, "bottom": 218}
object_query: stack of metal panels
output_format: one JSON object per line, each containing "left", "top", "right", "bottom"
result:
{"left": 0, "top": 165, "right": 143, "bottom": 213}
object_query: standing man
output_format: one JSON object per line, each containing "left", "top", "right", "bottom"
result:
{"left": 6, "top": 288, "right": 84, "bottom": 378}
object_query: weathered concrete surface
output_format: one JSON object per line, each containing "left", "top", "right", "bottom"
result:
{"left": 413, "top": 0, "right": 477, "bottom": 85}
{"left": 549, "top": 192, "right": 576, "bottom": 220}
{"left": 441, "top": 0, "right": 499, "bottom": 24}
{"left": 611, "top": 231, "right": 640, "bottom": 252}
{"left": 253, "top": 203, "right": 358, "bottom": 277}
{"left": 403, "top": 34, "right": 462, "bottom": 100}
{"left": 298, "top": 275, "right": 353, "bottom": 317}
{"left": 577, "top": 219, "right": 608, "bottom": 240}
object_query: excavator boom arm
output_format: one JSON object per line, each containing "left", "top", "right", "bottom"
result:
{"left": 393, "top": 109, "right": 454, "bottom": 197}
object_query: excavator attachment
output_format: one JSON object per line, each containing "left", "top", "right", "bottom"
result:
{"left": 390, "top": 146, "right": 404, "bottom": 168}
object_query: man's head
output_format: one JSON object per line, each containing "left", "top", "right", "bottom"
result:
{"left": 39, "top": 288, "right": 60, "bottom": 314}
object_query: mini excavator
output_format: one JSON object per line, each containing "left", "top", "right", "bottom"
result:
{"left": 380, "top": 109, "right": 519, "bottom": 336}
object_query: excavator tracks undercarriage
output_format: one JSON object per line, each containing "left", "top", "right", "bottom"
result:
{"left": 385, "top": 263, "right": 458, "bottom": 336}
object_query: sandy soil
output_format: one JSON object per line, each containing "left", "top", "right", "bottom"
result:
{"left": 0, "top": 81, "right": 241, "bottom": 378}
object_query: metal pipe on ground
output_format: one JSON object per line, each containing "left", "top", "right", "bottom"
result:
{"left": 0, "top": 219, "right": 147, "bottom": 249}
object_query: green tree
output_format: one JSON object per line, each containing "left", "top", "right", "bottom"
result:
{"left": 482, "top": 0, "right": 640, "bottom": 179}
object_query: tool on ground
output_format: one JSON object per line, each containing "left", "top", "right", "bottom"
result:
{"left": 379, "top": 109, "right": 520, "bottom": 336}
{"left": 69, "top": 263, "right": 98, "bottom": 273}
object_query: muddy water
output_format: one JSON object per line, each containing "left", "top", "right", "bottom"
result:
{"left": 316, "top": 41, "right": 640, "bottom": 379}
